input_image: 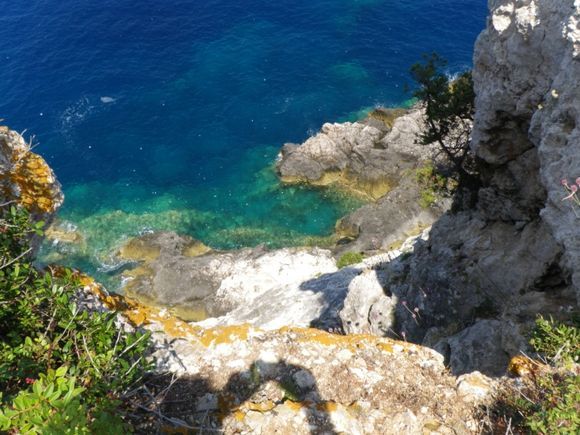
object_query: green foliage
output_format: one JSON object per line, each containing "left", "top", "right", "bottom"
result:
{"left": 530, "top": 315, "right": 580, "bottom": 365}
{"left": 525, "top": 372, "right": 580, "bottom": 434}
{"left": 414, "top": 164, "right": 456, "bottom": 208}
{"left": 0, "top": 206, "right": 151, "bottom": 432}
{"left": 0, "top": 366, "right": 87, "bottom": 433}
{"left": 487, "top": 316, "right": 580, "bottom": 434}
{"left": 410, "top": 53, "right": 476, "bottom": 181}
{"left": 337, "top": 252, "right": 364, "bottom": 268}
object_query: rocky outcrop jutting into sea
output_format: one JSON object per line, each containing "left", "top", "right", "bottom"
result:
{"left": 276, "top": 108, "right": 436, "bottom": 200}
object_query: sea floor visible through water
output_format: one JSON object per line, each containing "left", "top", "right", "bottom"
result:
{"left": 0, "top": 0, "right": 488, "bottom": 289}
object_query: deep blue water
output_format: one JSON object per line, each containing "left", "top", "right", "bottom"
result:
{"left": 0, "top": 0, "right": 487, "bottom": 282}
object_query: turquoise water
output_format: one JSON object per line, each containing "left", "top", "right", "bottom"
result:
{"left": 0, "top": 0, "right": 487, "bottom": 285}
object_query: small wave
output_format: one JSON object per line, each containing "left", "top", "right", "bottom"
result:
{"left": 274, "top": 96, "right": 294, "bottom": 115}
{"left": 445, "top": 64, "right": 471, "bottom": 82}
{"left": 59, "top": 96, "right": 96, "bottom": 141}
{"left": 97, "top": 259, "right": 137, "bottom": 275}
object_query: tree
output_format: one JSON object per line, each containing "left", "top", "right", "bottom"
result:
{"left": 410, "top": 53, "right": 476, "bottom": 184}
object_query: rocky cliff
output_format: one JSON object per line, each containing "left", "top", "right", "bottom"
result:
{"left": 1, "top": 0, "right": 578, "bottom": 432}
{"left": 372, "top": 0, "right": 580, "bottom": 376}
{"left": 474, "top": 0, "right": 580, "bottom": 301}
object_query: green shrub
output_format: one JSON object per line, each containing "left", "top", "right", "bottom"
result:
{"left": 530, "top": 315, "right": 580, "bottom": 365}
{"left": 337, "top": 252, "right": 364, "bottom": 268}
{"left": 414, "top": 164, "right": 457, "bottom": 208}
{"left": 525, "top": 372, "right": 580, "bottom": 434}
{"left": 0, "top": 206, "right": 151, "bottom": 432}
{"left": 485, "top": 315, "right": 580, "bottom": 434}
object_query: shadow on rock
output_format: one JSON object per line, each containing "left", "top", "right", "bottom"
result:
{"left": 128, "top": 360, "right": 338, "bottom": 434}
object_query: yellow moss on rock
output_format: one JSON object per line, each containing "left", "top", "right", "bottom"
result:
{"left": 182, "top": 240, "right": 212, "bottom": 257}
{"left": 280, "top": 170, "right": 394, "bottom": 201}
{"left": 508, "top": 355, "right": 545, "bottom": 377}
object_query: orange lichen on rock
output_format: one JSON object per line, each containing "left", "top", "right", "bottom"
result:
{"left": 508, "top": 355, "right": 545, "bottom": 377}
{"left": 58, "top": 268, "right": 417, "bottom": 363}
{"left": 0, "top": 126, "right": 63, "bottom": 216}
{"left": 58, "top": 268, "right": 251, "bottom": 347}
{"left": 316, "top": 401, "right": 339, "bottom": 413}
{"left": 279, "top": 326, "right": 406, "bottom": 354}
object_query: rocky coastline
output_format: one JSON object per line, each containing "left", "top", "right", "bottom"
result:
{"left": 2, "top": 0, "right": 579, "bottom": 432}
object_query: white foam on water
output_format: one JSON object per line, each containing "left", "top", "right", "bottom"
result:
{"left": 100, "top": 96, "right": 116, "bottom": 104}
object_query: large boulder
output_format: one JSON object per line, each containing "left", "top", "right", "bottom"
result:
{"left": 276, "top": 108, "right": 436, "bottom": 199}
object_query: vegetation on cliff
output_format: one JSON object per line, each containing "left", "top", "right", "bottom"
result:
{"left": 410, "top": 53, "right": 475, "bottom": 182}
{"left": 409, "top": 53, "right": 480, "bottom": 212}
{"left": 487, "top": 316, "right": 579, "bottom": 434}
{"left": 0, "top": 206, "right": 151, "bottom": 433}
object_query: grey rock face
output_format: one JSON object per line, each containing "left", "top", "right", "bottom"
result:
{"left": 339, "top": 269, "right": 396, "bottom": 335}
{"left": 436, "top": 320, "right": 528, "bottom": 377}
{"left": 276, "top": 108, "right": 437, "bottom": 199}
{"left": 336, "top": 175, "right": 449, "bottom": 254}
{"left": 365, "top": 0, "right": 579, "bottom": 376}
{"left": 118, "top": 231, "right": 343, "bottom": 326}
{"left": 473, "top": 0, "right": 580, "bottom": 300}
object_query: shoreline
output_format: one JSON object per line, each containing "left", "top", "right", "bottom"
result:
{"left": 40, "top": 104, "right": 431, "bottom": 284}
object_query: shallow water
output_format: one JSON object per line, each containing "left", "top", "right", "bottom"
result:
{"left": 0, "top": 0, "right": 487, "bottom": 286}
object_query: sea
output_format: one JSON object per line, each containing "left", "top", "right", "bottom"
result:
{"left": 0, "top": 0, "right": 487, "bottom": 287}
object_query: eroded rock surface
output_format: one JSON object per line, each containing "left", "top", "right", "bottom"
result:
{"left": 276, "top": 108, "right": 436, "bottom": 199}
{"left": 118, "top": 231, "right": 341, "bottom": 326}
{"left": 474, "top": 0, "right": 580, "bottom": 301}
{"left": 118, "top": 230, "right": 434, "bottom": 332}
{"left": 79, "top": 275, "right": 494, "bottom": 434}
{"left": 335, "top": 174, "right": 450, "bottom": 254}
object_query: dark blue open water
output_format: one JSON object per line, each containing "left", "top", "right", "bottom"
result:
{"left": 0, "top": 0, "right": 487, "bottom": 281}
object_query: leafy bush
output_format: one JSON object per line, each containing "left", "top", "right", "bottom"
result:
{"left": 531, "top": 315, "right": 580, "bottom": 366}
{"left": 485, "top": 316, "right": 579, "bottom": 434}
{"left": 337, "top": 252, "right": 364, "bottom": 268}
{"left": 0, "top": 206, "right": 151, "bottom": 432}
{"left": 525, "top": 372, "right": 580, "bottom": 434}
